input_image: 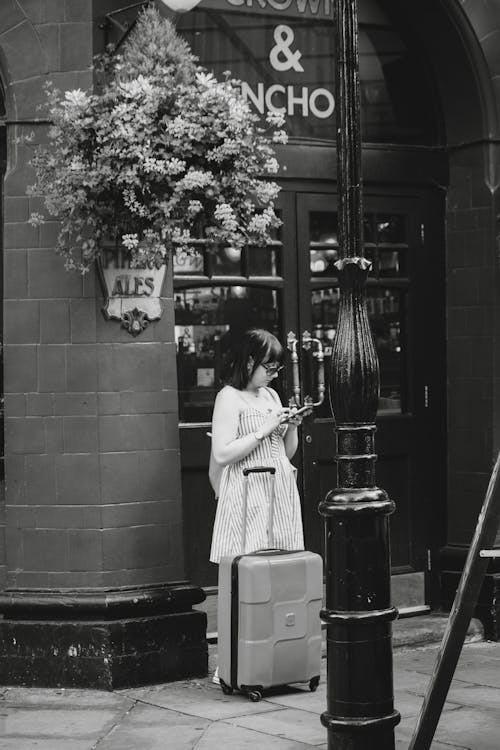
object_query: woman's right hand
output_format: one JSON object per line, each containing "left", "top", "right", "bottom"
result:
{"left": 261, "top": 408, "right": 290, "bottom": 437}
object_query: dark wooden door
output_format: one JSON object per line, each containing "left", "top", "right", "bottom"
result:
{"left": 293, "top": 190, "right": 445, "bottom": 583}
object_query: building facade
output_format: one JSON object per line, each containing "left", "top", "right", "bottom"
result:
{"left": 0, "top": 0, "right": 500, "bottom": 687}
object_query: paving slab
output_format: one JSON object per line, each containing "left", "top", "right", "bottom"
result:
{"left": 95, "top": 703, "right": 211, "bottom": 750}
{"left": 0, "top": 741, "right": 96, "bottom": 750}
{"left": 396, "top": 733, "right": 467, "bottom": 750}
{"left": 429, "top": 705, "right": 500, "bottom": 750}
{"left": 194, "top": 721, "right": 318, "bottom": 750}
{"left": 1, "top": 707, "right": 120, "bottom": 738}
{"left": 452, "top": 659, "right": 500, "bottom": 689}
{"left": 398, "top": 704, "right": 499, "bottom": 750}
{"left": 446, "top": 683, "right": 500, "bottom": 710}
{"left": 227, "top": 707, "right": 327, "bottom": 746}
{"left": 394, "top": 644, "right": 446, "bottom": 675}
{"left": 393, "top": 666, "right": 435, "bottom": 695}
{"left": 264, "top": 683, "right": 327, "bottom": 713}
{"left": 393, "top": 689, "right": 431, "bottom": 720}
{"left": 122, "top": 681, "right": 281, "bottom": 720}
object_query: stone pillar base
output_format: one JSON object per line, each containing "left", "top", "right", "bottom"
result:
{"left": 0, "top": 583, "right": 208, "bottom": 689}
{"left": 440, "top": 545, "right": 500, "bottom": 641}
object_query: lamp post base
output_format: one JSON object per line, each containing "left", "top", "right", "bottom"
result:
{"left": 321, "top": 712, "right": 401, "bottom": 750}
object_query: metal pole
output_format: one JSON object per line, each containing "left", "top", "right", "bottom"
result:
{"left": 319, "top": 1, "right": 400, "bottom": 747}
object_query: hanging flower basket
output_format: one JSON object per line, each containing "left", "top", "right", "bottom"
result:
{"left": 27, "top": 5, "right": 287, "bottom": 282}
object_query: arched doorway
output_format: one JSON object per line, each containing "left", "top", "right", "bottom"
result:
{"left": 173, "top": 0, "right": 449, "bottom": 614}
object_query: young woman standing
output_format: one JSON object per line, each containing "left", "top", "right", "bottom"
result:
{"left": 209, "top": 328, "right": 309, "bottom": 563}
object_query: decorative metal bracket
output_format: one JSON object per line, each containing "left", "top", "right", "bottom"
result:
{"left": 102, "top": 2, "right": 147, "bottom": 50}
{"left": 121, "top": 308, "right": 150, "bottom": 336}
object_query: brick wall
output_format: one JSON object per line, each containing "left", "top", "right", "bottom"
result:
{"left": 0, "top": 0, "right": 185, "bottom": 592}
{"left": 446, "top": 147, "right": 496, "bottom": 546}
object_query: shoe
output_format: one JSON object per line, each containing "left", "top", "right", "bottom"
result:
{"left": 212, "top": 666, "right": 220, "bottom": 685}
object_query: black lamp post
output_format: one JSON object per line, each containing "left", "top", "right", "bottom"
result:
{"left": 319, "top": 1, "right": 401, "bottom": 748}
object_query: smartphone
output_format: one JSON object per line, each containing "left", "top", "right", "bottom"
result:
{"left": 285, "top": 404, "right": 313, "bottom": 420}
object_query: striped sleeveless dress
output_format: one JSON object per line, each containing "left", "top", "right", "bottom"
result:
{"left": 209, "top": 394, "right": 305, "bottom": 563}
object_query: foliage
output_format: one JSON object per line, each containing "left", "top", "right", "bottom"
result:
{"left": 28, "top": 5, "right": 287, "bottom": 273}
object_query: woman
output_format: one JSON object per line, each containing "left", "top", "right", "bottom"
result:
{"left": 209, "top": 328, "right": 308, "bottom": 563}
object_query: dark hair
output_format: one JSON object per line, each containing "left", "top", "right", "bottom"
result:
{"left": 225, "top": 328, "right": 284, "bottom": 389}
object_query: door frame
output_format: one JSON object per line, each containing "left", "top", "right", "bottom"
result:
{"left": 278, "top": 184, "right": 446, "bottom": 604}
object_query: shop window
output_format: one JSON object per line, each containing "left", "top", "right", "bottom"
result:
{"left": 177, "top": 0, "right": 438, "bottom": 145}
{"left": 309, "top": 210, "right": 409, "bottom": 417}
{"left": 174, "top": 237, "right": 284, "bottom": 423}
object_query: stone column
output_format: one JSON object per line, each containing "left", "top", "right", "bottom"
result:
{"left": 0, "top": 0, "right": 206, "bottom": 689}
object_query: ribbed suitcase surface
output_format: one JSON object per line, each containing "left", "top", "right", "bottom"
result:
{"left": 217, "top": 548, "right": 323, "bottom": 699}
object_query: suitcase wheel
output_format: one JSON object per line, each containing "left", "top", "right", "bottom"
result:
{"left": 219, "top": 679, "right": 233, "bottom": 696}
{"left": 309, "top": 676, "right": 320, "bottom": 692}
{"left": 248, "top": 690, "right": 263, "bottom": 702}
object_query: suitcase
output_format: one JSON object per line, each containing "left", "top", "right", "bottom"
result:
{"left": 217, "top": 465, "right": 323, "bottom": 701}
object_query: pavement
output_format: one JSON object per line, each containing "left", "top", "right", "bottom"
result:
{"left": 0, "top": 615, "right": 498, "bottom": 750}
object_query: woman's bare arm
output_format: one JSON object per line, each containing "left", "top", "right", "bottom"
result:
{"left": 211, "top": 386, "right": 287, "bottom": 465}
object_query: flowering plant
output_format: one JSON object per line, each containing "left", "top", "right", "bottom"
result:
{"left": 28, "top": 6, "right": 287, "bottom": 273}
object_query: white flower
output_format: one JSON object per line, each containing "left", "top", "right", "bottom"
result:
{"left": 247, "top": 207, "right": 279, "bottom": 237}
{"left": 120, "top": 75, "right": 155, "bottom": 99}
{"left": 255, "top": 181, "right": 280, "bottom": 203}
{"left": 263, "top": 157, "right": 279, "bottom": 174}
{"left": 64, "top": 89, "right": 90, "bottom": 108}
{"left": 165, "top": 158, "right": 186, "bottom": 175}
{"left": 28, "top": 212, "right": 45, "bottom": 226}
{"left": 122, "top": 233, "right": 139, "bottom": 250}
{"left": 196, "top": 71, "right": 216, "bottom": 87}
{"left": 69, "top": 157, "right": 85, "bottom": 172}
{"left": 272, "top": 129, "right": 288, "bottom": 145}
{"left": 171, "top": 227, "right": 194, "bottom": 245}
{"left": 207, "top": 140, "right": 240, "bottom": 163}
{"left": 15, "top": 130, "right": 35, "bottom": 145}
{"left": 214, "top": 202, "right": 238, "bottom": 232}
{"left": 178, "top": 170, "right": 213, "bottom": 190}
{"left": 225, "top": 97, "right": 251, "bottom": 125}
{"left": 187, "top": 200, "right": 203, "bottom": 215}
{"left": 143, "top": 157, "right": 168, "bottom": 175}
{"left": 266, "top": 110, "right": 286, "bottom": 127}
{"left": 165, "top": 115, "right": 204, "bottom": 142}
{"left": 123, "top": 187, "right": 148, "bottom": 217}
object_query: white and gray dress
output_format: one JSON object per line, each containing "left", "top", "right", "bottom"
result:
{"left": 209, "top": 390, "right": 305, "bottom": 563}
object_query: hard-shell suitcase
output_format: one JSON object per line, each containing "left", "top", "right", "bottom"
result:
{"left": 217, "top": 465, "right": 323, "bottom": 701}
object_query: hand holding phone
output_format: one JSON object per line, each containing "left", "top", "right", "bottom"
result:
{"left": 285, "top": 404, "right": 313, "bottom": 422}
{"left": 292, "top": 404, "right": 313, "bottom": 416}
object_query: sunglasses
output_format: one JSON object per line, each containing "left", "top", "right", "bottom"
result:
{"left": 262, "top": 363, "right": 284, "bottom": 375}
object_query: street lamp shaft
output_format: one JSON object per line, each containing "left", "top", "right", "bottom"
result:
{"left": 319, "top": 2, "right": 400, "bottom": 748}
{"left": 335, "top": 0, "right": 363, "bottom": 261}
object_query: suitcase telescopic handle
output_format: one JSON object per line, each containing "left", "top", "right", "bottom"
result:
{"left": 241, "top": 465, "right": 276, "bottom": 552}
{"left": 243, "top": 466, "right": 276, "bottom": 476}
